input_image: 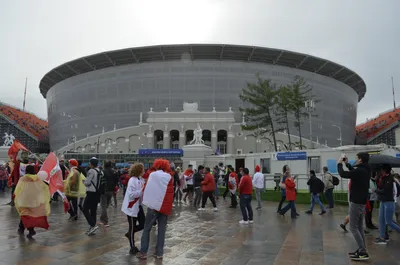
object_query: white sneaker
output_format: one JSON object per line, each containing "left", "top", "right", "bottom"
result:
{"left": 87, "top": 226, "right": 98, "bottom": 236}
{"left": 213, "top": 207, "right": 218, "bottom": 212}
{"left": 239, "top": 220, "right": 249, "bottom": 225}
{"left": 249, "top": 220, "right": 254, "bottom": 224}
{"left": 197, "top": 208, "right": 205, "bottom": 211}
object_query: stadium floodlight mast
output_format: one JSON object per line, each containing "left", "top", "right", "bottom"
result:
{"left": 305, "top": 99, "right": 315, "bottom": 148}
{"left": 332, "top": 124, "right": 342, "bottom": 146}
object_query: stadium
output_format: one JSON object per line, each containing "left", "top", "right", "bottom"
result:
{"left": 39, "top": 44, "right": 366, "bottom": 153}
{"left": 0, "top": 102, "right": 49, "bottom": 153}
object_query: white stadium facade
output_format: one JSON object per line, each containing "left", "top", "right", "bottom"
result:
{"left": 39, "top": 44, "right": 366, "bottom": 164}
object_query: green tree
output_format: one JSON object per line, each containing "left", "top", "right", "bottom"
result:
{"left": 288, "top": 76, "right": 314, "bottom": 150}
{"left": 274, "top": 85, "right": 294, "bottom": 150}
{"left": 239, "top": 74, "right": 279, "bottom": 152}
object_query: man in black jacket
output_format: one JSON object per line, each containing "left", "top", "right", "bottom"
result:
{"left": 193, "top": 166, "right": 204, "bottom": 208}
{"left": 337, "top": 152, "right": 371, "bottom": 261}
{"left": 99, "top": 161, "right": 118, "bottom": 226}
{"left": 305, "top": 170, "right": 326, "bottom": 215}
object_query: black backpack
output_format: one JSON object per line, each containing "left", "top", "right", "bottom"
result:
{"left": 91, "top": 169, "right": 105, "bottom": 194}
{"left": 330, "top": 174, "right": 340, "bottom": 186}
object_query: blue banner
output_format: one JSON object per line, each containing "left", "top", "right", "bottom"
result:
{"left": 138, "top": 149, "right": 184, "bottom": 156}
{"left": 276, "top": 152, "right": 307, "bottom": 161}
{"left": 396, "top": 154, "right": 400, "bottom": 159}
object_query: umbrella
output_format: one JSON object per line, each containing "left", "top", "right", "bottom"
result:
{"left": 368, "top": 154, "right": 400, "bottom": 168}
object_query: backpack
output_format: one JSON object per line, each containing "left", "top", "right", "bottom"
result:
{"left": 91, "top": 169, "right": 105, "bottom": 194}
{"left": 330, "top": 174, "right": 340, "bottom": 186}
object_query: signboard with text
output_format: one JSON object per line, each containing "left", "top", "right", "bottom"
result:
{"left": 276, "top": 152, "right": 307, "bottom": 161}
{"left": 138, "top": 149, "right": 184, "bottom": 156}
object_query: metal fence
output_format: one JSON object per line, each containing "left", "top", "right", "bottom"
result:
{"left": 263, "top": 174, "right": 349, "bottom": 203}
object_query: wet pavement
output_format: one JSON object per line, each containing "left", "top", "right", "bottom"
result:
{"left": 0, "top": 191, "right": 399, "bottom": 265}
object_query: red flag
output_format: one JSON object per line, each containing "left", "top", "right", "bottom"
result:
{"left": 8, "top": 140, "right": 29, "bottom": 161}
{"left": 39, "top": 152, "right": 64, "bottom": 195}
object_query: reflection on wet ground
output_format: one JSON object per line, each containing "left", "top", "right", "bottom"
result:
{"left": 0, "top": 191, "right": 398, "bottom": 265}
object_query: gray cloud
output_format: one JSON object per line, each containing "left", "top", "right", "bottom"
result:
{"left": 1, "top": 0, "right": 399, "bottom": 124}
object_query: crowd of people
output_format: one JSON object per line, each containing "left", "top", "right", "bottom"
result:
{"left": 3, "top": 151, "right": 400, "bottom": 261}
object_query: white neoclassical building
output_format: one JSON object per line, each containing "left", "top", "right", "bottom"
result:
{"left": 56, "top": 103, "right": 324, "bottom": 158}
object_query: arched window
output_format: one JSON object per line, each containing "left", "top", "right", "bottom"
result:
{"left": 186, "top": 130, "right": 194, "bottom": 145}
{"left": 170, "top": 130, "right": 180, "bottom": 149}
{"left": 202, "top": 129, "right": 211, "bottom": 147}
{"left": 154, "top": 130, "right": 163, "bottom": 149}
{"left": 217, "top": 130, "right": 227, "bottom": 154}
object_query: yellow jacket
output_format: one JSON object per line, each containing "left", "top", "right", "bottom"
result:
{"left": 64, "top": 168, "right": 86, "bottom": 198}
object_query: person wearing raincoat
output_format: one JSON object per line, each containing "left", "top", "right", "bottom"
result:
{"left": 64, "top": 159, "right": 86, "bottom": 221}
{"left": 14, "top": 165, "right": 50, "bottom": 238}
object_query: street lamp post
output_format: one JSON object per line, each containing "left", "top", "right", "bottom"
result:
{"left": 305, "top": 99, "right": 315, "bottom": 148}
{"left": 332, "top": 124, "right": 342, "bottom": 146}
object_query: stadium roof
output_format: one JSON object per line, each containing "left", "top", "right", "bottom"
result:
{"left": 39, "top": 44, "right": 366, "bottom": 101}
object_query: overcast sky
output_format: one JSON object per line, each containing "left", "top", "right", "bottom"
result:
{"left": 1, "top": 0, "right": 399, "bottom": 125}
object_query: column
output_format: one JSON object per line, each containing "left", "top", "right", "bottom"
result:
{"left": 211, "top": 131, "right": 217, "bottom": 151}
{"left": 163, "top": 132, "right": 170, "bottom": 149}
{"left": 179, "top": 134, "right": 185, "bottom": 148}
{"left": 227, "top": 132, "right": 234, "bottom": 154}
{"left": 147, "top": 133, "right": 154, "bottom": 149}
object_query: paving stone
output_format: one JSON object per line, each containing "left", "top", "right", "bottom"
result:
{"left": 0, "top": 192, "right": 399, "bottom": 264}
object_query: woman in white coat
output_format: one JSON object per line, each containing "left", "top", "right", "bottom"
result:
{"left": 121, "top": 163, "right": 146, "bottom": 255}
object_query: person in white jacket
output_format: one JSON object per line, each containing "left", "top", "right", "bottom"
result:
{"left": 252, "top": 165, "right": 264, "bottom": 210}
{"left": 121, "top": 163, "right": 146, "bottom": 255}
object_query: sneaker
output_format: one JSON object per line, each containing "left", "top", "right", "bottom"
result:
{"left": 305, "top": 210, "right": 312, "bottom": 214}
{"left": 364, "top": 230, "right": 372, "bottom": 236}
{"left": 87, "top": 226, "right": 98, "bottom": 236}
{"left": 239, "top": 220, "right": 249, "bottom": 225}
{"left": 104, "top": 224, "right": 110, "bottom": 228}
{"left": 17, "top": 228, "right": 24, "bottom": 235}
{"left": 373, "top": 237, "right": 387, "bottom": 245}
{"left": 213, "top": 207, "right": 218, "bottom": 212}
{"left": 348, "top": 250, "right": 358, "bottom": 258}
{"left": 85, "top": 227, "right": 91, "bottom": 234}
{"left": 248, "top": 220, "right": 254, "bottom": 224}
{"left": 340, "top": 224, "right": 348, "bottom": 233}
{"left": 197, "top": 208, "right": 205, "bottom": 211}
{"left": 385, "top": 237, "right": 390, "bottom": 242}
{"left": 350, "top": 252, "right": 369, "bottom": 261}
{"left": 319, "top": 210, "right": 326, "bottom": 215}
{"left": 136, "top": 252, "right": 147, "bottom": 260}
{"left": 129, "top": 247, "right": 140, "bottom": 255}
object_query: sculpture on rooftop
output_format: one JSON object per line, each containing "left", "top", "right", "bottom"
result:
{"left": 2, "top": 133, "right": 15, "bottom": 147}
{"left": 182, "top": 102, "right": 199, "bottom": 112}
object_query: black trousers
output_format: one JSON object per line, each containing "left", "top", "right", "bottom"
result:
{"left": 201, "top": 191, "right": 217, "bottom": 208}
{"left": 365, "top": 200, "right": 375, "bottom": 227}
{"left": 223, "top": 181, "right": 229, "bottom": 198}
{"left": 126, "top": 206, "right": 146, "bottom": 248}
{"left": 277, "top": 195, "right": 286, "bottom": 211}
{"left": 82, "top": 192, "right": 100, "bottom": 227}
{"left": 67, "top": 196, "right": 78, "bottom": 217}
{"left": 230, "top": 192, "right": 238, "bottom": 207}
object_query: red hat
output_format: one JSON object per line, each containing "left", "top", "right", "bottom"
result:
{"left": 255, "top": 165, "right": 261, "bottom": 172}
{"left": 68, "top": 159, "right": 78, "bottom": 167}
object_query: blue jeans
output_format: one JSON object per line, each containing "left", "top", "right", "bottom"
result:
{"left": 140, "top": 208, "right": 168, "bottom": 256}
{"left": 214, "top": 179, "right": 219, "bottom": 198}
{"left": 309, "top": 194, "right": 326, "bottom": 212}
{"left": 325, "top": 188, "right": 334, "bottom": 208}
{"left": 379, "top": 201, "right": 400, "bottom": 238}
{"left": 281, "top": 200, "right": 297, "bottom": 218}
{"left": 239, "top": 194, "right": 253, "bottom": 221}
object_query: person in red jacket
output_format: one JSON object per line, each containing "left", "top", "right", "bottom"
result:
{"left": 238, "top": 168, "right": 253, "bottom": 224}
{"left": 279, "top": 169, "right": 298, "bottom": 219}
{"left": 198, "top": 167, "right": 218, "bottom": 211}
